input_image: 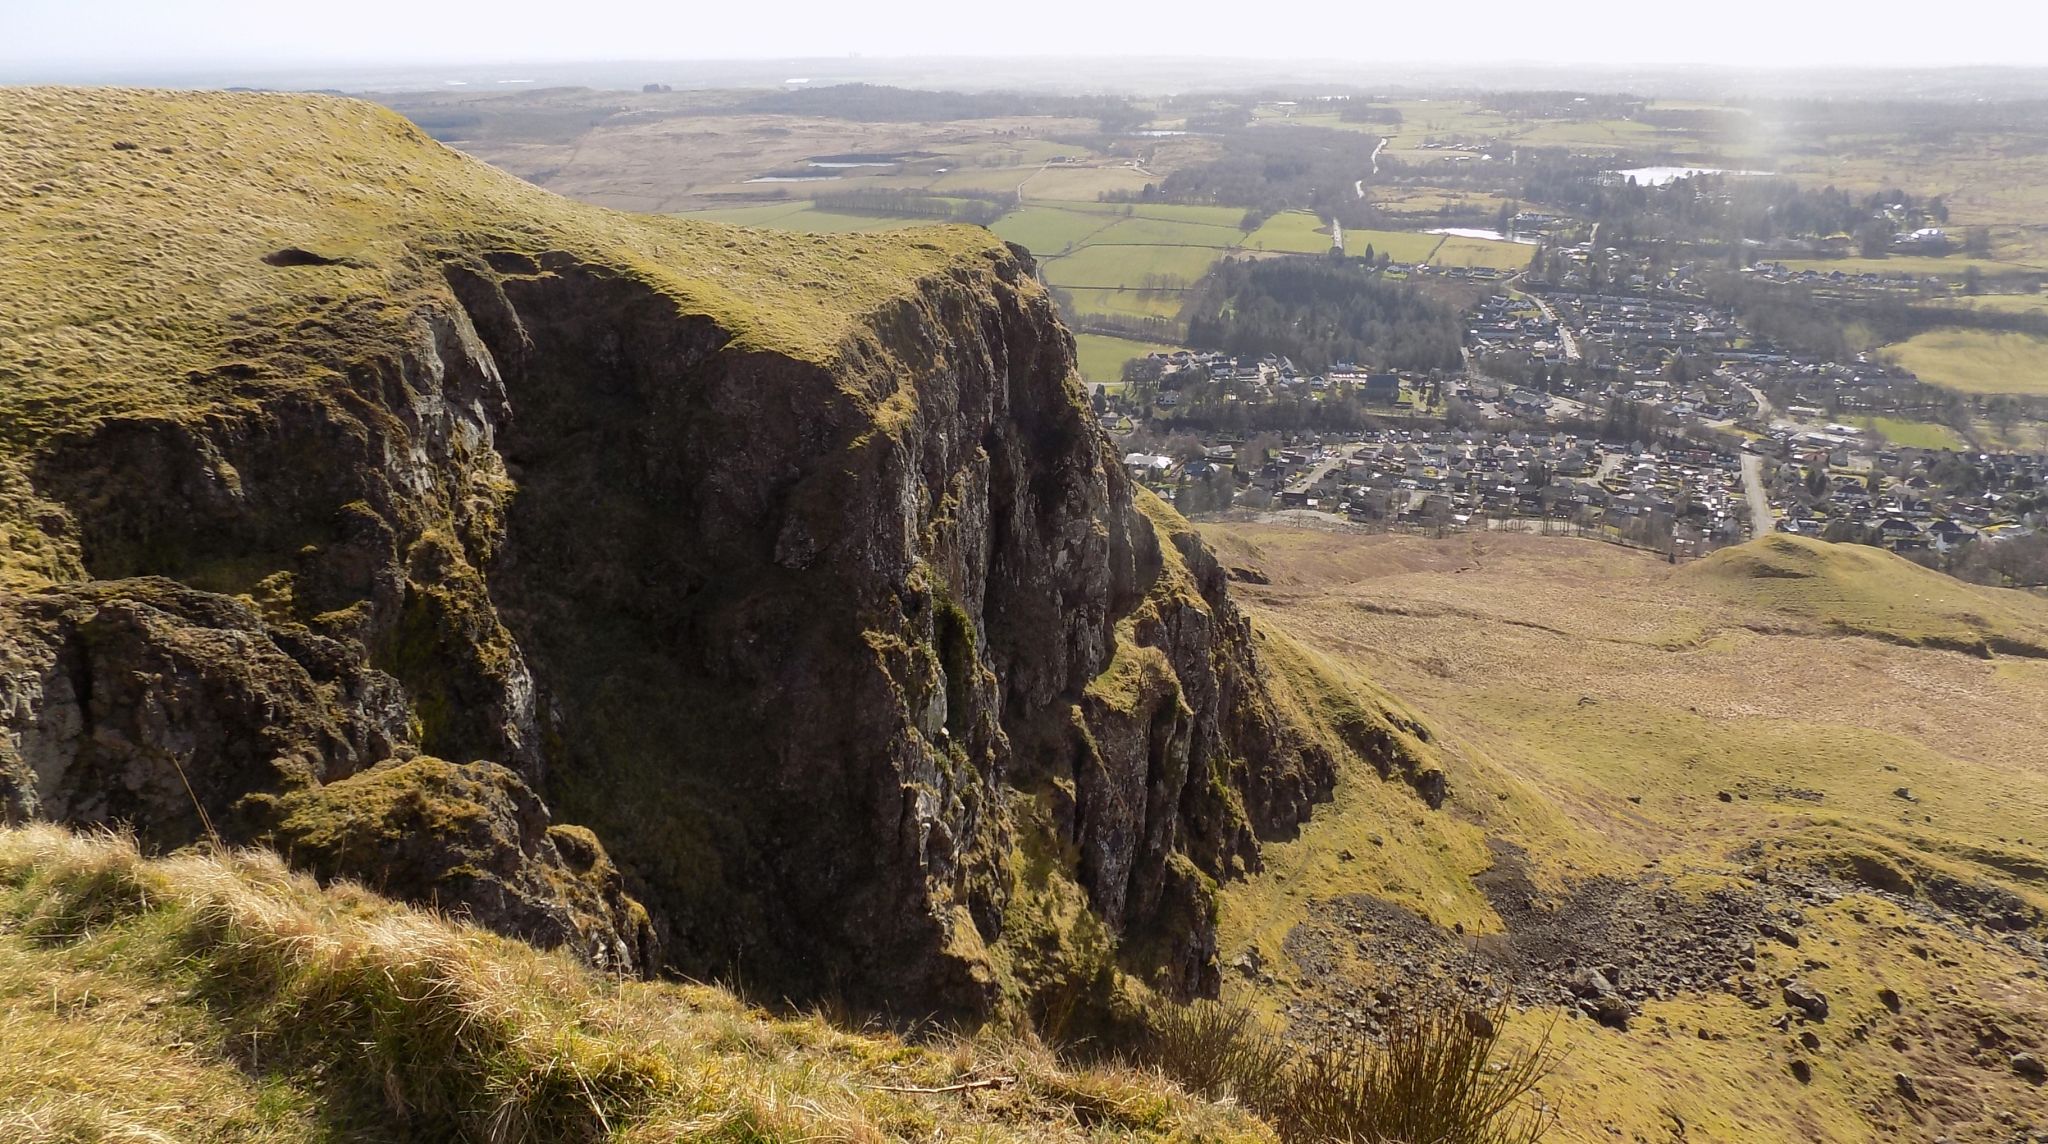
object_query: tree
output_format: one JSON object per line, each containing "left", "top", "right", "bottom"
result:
{"left": 1857, "top": 220, "right": 1893, "bottom": 260}
{"left": 1122, "top": 355, "right": 1164, "bottom": 415}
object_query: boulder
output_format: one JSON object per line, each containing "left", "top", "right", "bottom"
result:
{"left": 1783, "top": 980, "right": 1829, "bottom": 1021}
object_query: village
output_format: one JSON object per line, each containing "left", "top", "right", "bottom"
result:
{"left": 1764, "top": 434, "right": 2047, "bottom": 553}
{"left": 1106, "top": 238, "right": 2047, "bottom": 561}
{"left": 1121, "top": 425, "right": 1751, "bottom": 555}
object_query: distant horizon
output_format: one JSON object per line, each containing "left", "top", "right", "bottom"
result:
{"left": 7, "top": 0, "right": 2048, "bottom": 77}
{"left": 10, "top": 55, "right": 2048, "bottom": 102}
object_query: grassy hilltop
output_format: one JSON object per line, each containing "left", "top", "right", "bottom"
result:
{"left": 0, "top": 86, "right": 1007, "bottom": 588}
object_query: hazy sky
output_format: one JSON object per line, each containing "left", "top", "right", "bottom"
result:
{"left": 5, "top": 0, "right": 2046, "bottom": 70}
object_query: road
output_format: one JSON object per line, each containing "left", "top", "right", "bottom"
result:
{"left": 1743, "top": 382, "right": 1773, "bottom": 423}
{"left": 1739, "top": 452, "right": 1775, "bottom": 537}
{"left": 1522, "top": 289, "right": 1581, "bottom": 362}
{"left": 1355, "top": 139, "right": 1391, "bottom": 199}
{"left": 1286, "top": 445, "right": 1360, "bottom": 496}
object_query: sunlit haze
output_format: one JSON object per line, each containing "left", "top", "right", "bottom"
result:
{"left": 7, "top": 0, "right": 2047, "bottom": 74}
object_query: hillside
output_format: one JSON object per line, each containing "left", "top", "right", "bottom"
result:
{"left": 1687, "top": 533, "right": 2048, "bottom": 656}
{"left": 0, "top": 824, "right": 1269, "bottom": 1141}
{"left": 0, "top": 86, "right": 1364, "bottom": 1029}
{"left": 1198, "top": 524, "right": 2048, "bottom": 1142}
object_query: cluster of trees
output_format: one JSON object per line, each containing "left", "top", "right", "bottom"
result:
{"left": 1702, "top": 273, "right": 2048, "bottom": 365}
{"left": 1108, "top": 126, "right": 1385, "bottom": 228}
{"left": 1182, "top": 259, "right": 1464, "bottom": 374}
{"left": 1519, "top": 170, "right": 1950, "bottom": 248}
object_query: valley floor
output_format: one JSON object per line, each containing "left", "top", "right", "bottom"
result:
{"left": 1201, "top": 526, "right": 2048, "bottom": 1143}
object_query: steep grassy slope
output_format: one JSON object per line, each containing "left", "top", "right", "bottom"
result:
{"left": 1199, "top": 525, "right": 2048, "bottom": 1143}
{"left": 0, "top": 824, "right": 1269, "bottom": 1142}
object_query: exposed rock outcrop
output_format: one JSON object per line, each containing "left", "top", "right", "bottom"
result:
{"left": 256, "top": 756, "right": 657, "bottom": 975}
{"left": 0, "top": 90, "right": 1347, "bottom": 1022}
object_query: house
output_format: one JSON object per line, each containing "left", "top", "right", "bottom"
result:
{"left": 1122, "top": 453, "right": 1173, "bottom": 479}
{"left": 1926, "top": 519, "right": 1974, "bottom": 551}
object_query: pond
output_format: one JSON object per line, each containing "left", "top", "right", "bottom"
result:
{"left": 1425, "top": 227, "right": 1541, "bottom": 245}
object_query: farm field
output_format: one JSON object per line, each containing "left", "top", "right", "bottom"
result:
{"left": 1084, "top": 213, "right": 1245, "bottom": 248}
{"left": 1507, "top": 116, "right": 1667, "bottom": 151}
{"left": 1370, "top": 185, "right": 1525, "bottom": 218}
{"left": 1038, "top": 243, "right": 1221, "bottom": 290}
{"left": 1862, "top": 416, "right": 1970, "bottom": 450}
{"left": 1055, "top": 287, "right": 1186, "bottom": 321}
{"left": 1056, "top": 201, "right": 1253, "bottom": 229}
{"left": 1430, "top": 234, "right": 1536, "bottom": 269}
{"left": 1929, "top": 291, "right": 2048, "bottom": 315}
{"left": 988, "top": 205, "right": 1120, "bottom": 255}
{"left": 1073, "top": 333, "right": 1178, "bottom": 384}
{"left": 1341, "top": 227, "right": 1444, "bottom": 263}
{"left": 1242, "top": 210, "right": 1336, "bottom": 253}
{"left": 1015, "top": 163, "right": 1156, "bottom": 201}
{"left": 670, "top": 200, "right": 934, "bottom": 233}
{"left": 1882, "top": 327, "right": 2048, "bottom": 395}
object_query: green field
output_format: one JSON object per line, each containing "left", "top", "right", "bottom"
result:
{"left": 1430, "top": 235, "right": 1536, "bottom": 270}
{"left": 1345, "top": 228, "right": 1446, "bottom": 263}
{"left": 1057, "top": 287, "right": 1187, "bottom": 321}
{"left": 1016, "top": 164, "right": 1156, "bottom": 201}
{"left": 1058, "top": 201, "right": 1254, "bottom": 228}
{"left": 1507, "top": 117, "right": 1665, "bottom": 152}
{"left": 677, "top": 197, "right": 1508, "bottom": 333}
{"left": 988, "top": 205, "right": 1120, "bottom": 256}
{"left": 670, "top": 200, "right": 941, "bottom": 234}
{"left": 1039, "top": 243, "right": 1223, "bottom": 290}
{"left": 1863, "top": 416, "right": 1970, "bottom": 450}
{"left": 1931, "top": 292, "right": 2048, "bottom": 315}
{"left": 1074, "top": 333, "right": 1180, "bottom": 384}
{"left": 1086, "top": 214, "right": 1245, "bottom": 248}
{"left": 1882, "top": 327, "right": 2048, "bottom": 395}
{"left": 1243, "top": 211, "right": 1336, "bottom": 253}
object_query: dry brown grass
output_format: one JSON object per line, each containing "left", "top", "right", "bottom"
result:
{"left": 1137, "top": 998, "right": 1557, "bottom": 1144}
{"left": 1199, "top": 524, "right": 2048, "bottom": 1143}
{"left": 0, "top": 824, "right": 1274, "bottom": 1142}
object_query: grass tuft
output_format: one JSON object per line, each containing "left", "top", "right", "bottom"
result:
{"left": 1135, "top": 996, "right": 1557, "bottom": 1144}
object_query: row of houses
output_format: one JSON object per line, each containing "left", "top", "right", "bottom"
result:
{"left": 1763, "top": 432, "right": 2047, "bottom": 551}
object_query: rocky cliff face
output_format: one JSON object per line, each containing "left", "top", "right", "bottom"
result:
{"left": 0, "top": 90, "right": 1336, "bottom": 1021}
